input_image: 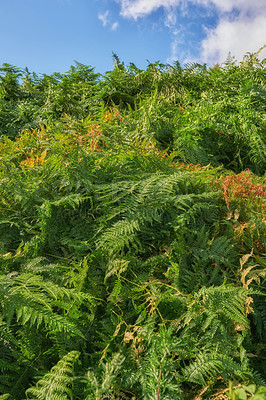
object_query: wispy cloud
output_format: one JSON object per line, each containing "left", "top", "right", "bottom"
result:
{"left": 164, "top": 8, "right": 177, "bottom": 29}
{"left": 98, "top": 10, "right": 109, "bottom": 27}
{"left": 166, "top": 36, "right": 179, "bottom": 64}
{"left": 116, "top": 0, "right": 266, "bottom": 64}
{"left": 98, "top": 10, "right": 119, "bottom": 32}
{"left": 118, "top": 0, "right": 180, "bottom": 20}
{"left": 111, "top": 22, "right": 119, "bottom": 31}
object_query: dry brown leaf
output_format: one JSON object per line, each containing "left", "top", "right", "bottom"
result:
{"left": 240, "top": 264, "right": 258, "bottom": 288}
{"left": 239, "top": 250, "right": 253, "bottom": 271}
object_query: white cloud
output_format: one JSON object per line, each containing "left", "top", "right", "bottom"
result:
{"left": 111, "top": 22, "right": 119, "bottom": 31}
{"left": 116, "top": 0, "right": 266, "bottom": 65}
{"left": 117, "top": 0, "right": 266, "bottom": 20}
{"left": 201, "top": 15, "right": 266, "bottom": 64}
{"left": 207, "top": 0, "right": 266, "bottom": 14}
{"left": 98, "top": 11, "right": 109, "bottom": 27}
{"left": 118, "top": 0, "right": 180, "bottom": 20}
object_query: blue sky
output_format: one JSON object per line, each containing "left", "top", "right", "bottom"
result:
{"left": 0, "top": 0, "right": 266, "bottom": 75}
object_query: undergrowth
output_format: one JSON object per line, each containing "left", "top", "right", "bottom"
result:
{"left": 0, "top": 50, "right": 265, "bottom": 399}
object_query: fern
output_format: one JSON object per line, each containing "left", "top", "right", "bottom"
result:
{"left": 0, "top": 55, "right": 265, "bottom": 399}
{"left": 84, "top": 352, "right": 125, "bottom": 400}
{"left": 182, "top": 352, "right": 250, "bottom": 386}
{"left": 95, "top": 170, "right": 219, "bottom": 259}
{"left": 25, "top": 350, "right": 80, "bottom": 400}
{"left": 0, "top": 317, "right": 20, "bottom": 394}
{"left": 0, "top": 273, "right": 94, "bottom": 337}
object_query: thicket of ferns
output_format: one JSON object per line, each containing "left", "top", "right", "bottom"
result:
{"left": 0, "top": 49, "right": 265, "bottom": 399}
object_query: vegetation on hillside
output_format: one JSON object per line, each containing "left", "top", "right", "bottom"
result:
{"left": 0, "top": 50, "right": 265, "bottom": 399}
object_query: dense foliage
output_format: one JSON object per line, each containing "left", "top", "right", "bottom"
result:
{"left": 0, "top": 50, "right": 265, "bottom": 399}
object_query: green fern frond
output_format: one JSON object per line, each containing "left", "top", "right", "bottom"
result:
{"left": 104, "top": 258, "right": 130, "bottom": 282}
{"left": 183, "top": 352, "right": 250, "bottom": 385}
{"left": 0, "top": 273, "right": 94, "bottom": 337}
{"left": 96, "top": 218, "right": 142, "bottom": 255}
{"left": 84, "top": 352, "right": 125, "bottom": 400}
{"left": 25, "top": 350, "right": 80, "bottom": 400}
{"left": 179, "top": 284, "right": 251, "bottom": 360}
{"left": 194, "top": 285, "right": 249, "bottom": 327}
{"left": 95, "top": 171, "right": 219, "bottom": 257}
